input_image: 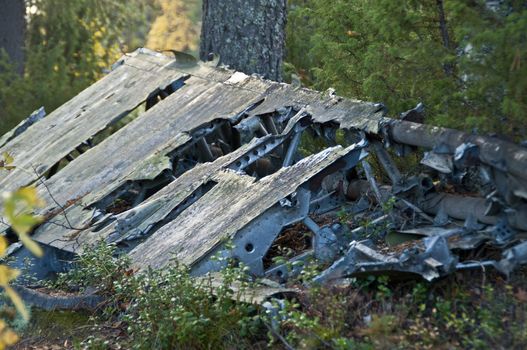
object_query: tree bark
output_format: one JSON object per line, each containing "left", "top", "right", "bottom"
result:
{"left": 436, "top": 0, "right": 450, "bottom": 50}
{"left": 0, "top": 0, "right": 26, "bottom": 74}
{"left": 200, "top": 0, "right": 287, "bottom": 81}
{"left": 436, "top": 0, "right": 453, "bottom": 76}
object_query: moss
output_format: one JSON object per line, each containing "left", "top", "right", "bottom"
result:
{"left": 19, "top": 309, "right": 94, "bottom": 346}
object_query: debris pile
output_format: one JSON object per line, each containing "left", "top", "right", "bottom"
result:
{"left": 1, "top": 49, "right": 526, "bottom": 298}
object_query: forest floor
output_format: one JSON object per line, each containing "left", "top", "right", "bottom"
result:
{"left": 13, "top": 309, "right": 127, "bottom": 350}
{"left": 13, "top": 266, "right": 527, "bottom": 350}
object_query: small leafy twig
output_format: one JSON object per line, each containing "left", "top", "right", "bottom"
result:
{"left": 264, "top": 321, "right": 296, "bottom": 350}
{"left": 31, "top": 166, "right": 86, "bottom": 232}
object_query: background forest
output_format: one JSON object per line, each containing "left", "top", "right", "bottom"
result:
{"left": 0, "top": 0, "right": 202, "bottom": 135}
{"left": 1, "top": 0, "right": 526, "bottom": 139}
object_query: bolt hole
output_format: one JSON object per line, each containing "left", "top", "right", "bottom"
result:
{"left": 245, "top": 243, "right": 255, "bottom": 253}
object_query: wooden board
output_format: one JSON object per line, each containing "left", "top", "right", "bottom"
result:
{"left": 0, "top": 50, "right": 186, "bottom": 191}
{"left": 35, "top": 75, "right": 263, "bottom": 209}
{"left": 129, "top": 145, "right": 362, "bottom": 269}
{"left": 32, "top": 138, "right": 267, "bottom": 251}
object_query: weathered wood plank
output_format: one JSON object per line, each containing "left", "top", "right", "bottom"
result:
{"left": 29, "top": 70, "right": 274, "bottom": 251}
{"left": 129, "top": 144, "right": 363, "bottom": 270}
{"left": 34, "top": 76, "right": 264, "bottom": 210}
{"left": 248, "top": 83, "right": 386, "bottom": 133}
{"left": 32, "top": 138, "right": 267, "bottom": 251}
{"left": 0, "top": 51, "right": 186, "bottom": 192}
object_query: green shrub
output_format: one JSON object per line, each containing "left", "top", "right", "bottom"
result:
{"left": 53, "top": 242, "right": 264, "bottom": 349}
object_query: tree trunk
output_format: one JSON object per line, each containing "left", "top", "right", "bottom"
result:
{"left": 0, "top": 0, "right": 25, "bottom": 74}
{"left": 436, "top": 0, "right": 453, "bottom": 76}
{"left": 200, "top": 0, "right": 287, "bottom": 82}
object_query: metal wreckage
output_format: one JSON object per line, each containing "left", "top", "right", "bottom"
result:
{"left": 1, "top": 49, "right": 527, "bottom": 306}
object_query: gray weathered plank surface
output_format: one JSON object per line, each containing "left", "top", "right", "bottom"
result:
{"left": 0, "top": 50, "right": 186, "bottom": 192}
{"left": 35, "top": 74, "right": 263, "bottom": 209}
{"left": 247, "top": 83, "right": 386, "bottom": 133}
{"left": 129, "top": 145, "right": 362, "bottom": 270}
{"left": 32, "top": 138, "right": 267, "bottom": 251}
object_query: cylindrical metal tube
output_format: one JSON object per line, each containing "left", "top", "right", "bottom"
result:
{"left": 283, "top": 131, "right": 302, "bottom": 167}
{"left": 420, "top": 193, "right": 527, "bottom": 231}
{"left": 388, "top": 120, "right": 527, "bottom": 182}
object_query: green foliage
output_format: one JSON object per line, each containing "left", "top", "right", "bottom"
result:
{"left": 447, "top": 0, "right": 527, "bottom": 135}
{"left": 286, "top": 0, "right": 527, "bottom": 139}
{"left": 267, "top": 285, "right": 374, "bottom": 349}
{"left": 119, "top": 266, "right": 261, "bottom": 349}
{"left": 53, "top": 242, "right": 264, "bottom": 349}
{"left": 0, "top": 0, "right": 156, "bottom": 136}
{"left": 268, "top": 273, "right": 527, "bottom": 349}
{"left": 20, "top": 309, "right": 94, "bottom": 349}
{"left": 43, "top": 243, "right": 527, "bottom": 349}
{"left": 53, "top": 242, "right": 130, "bottom": 295}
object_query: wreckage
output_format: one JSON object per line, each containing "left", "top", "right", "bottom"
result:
{"left": 1, "top": 49, "right": 527, "bottom": 301}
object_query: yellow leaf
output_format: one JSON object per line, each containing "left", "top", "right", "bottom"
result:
{"left": 0, "top": 237, "right": 6, "bottom": 257}
{"left": 1, "top": 152, "right": 13, "bottom": 165}
{"left": 2, "top": 186, "right": 44, "bottom": 262}
{"left": 4, "top": 286, "right": 29, "bottom": 321}
{"left": 0, "top": 152, "right": 16, "bottom": 171}
{"left": 0, "top": 326, "right": 18, "bottom": 348}
{"left": 8, "top": 213, "right": 42, "bottom": 236}
{"left": 13, "top": 187, "right": 45, "bottom": 208}
{"left": 0, "top": 266, "right": 20, "bottom": 286}
{"left": 18, "top": 232, "right": 43, "bottom": 257}
{"left": 3, "top": 187, "right": 44, "bottom": 250}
